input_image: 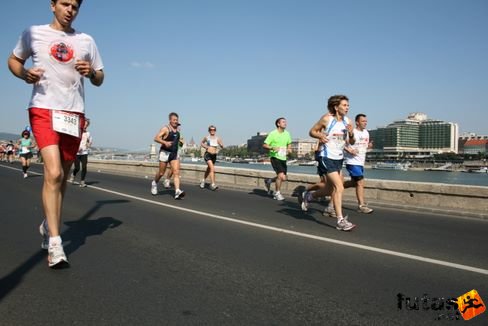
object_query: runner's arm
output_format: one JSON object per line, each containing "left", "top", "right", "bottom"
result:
{"left": 200, "top": 137, "right": 208, "bottom": 149}
{"left": 309, "top": 115, "right": 328, "bottom": 144}
{"left": 153, "top": 127, "right": 170, "bottom": 147}
{"left": 8, "top": 54, "right": 43, "bottom": 84}
{"left": 346, "top": 123, "right": 356, "bottom": 145}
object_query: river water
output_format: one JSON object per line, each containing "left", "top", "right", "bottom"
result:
{"left": 185, "top": 160, "right": 488, "bottom": 187}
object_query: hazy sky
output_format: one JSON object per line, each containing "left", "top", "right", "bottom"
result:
{"left": 1, "top": 0, "right": 487, "bottom": 150}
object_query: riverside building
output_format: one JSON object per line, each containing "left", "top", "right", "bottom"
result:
{"left": 369, "top": 113, "right": 459, "bottom": 159}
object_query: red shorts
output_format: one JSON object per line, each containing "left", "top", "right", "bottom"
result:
{"left": 29, "top": 107, "right": 85, "bottom": 162}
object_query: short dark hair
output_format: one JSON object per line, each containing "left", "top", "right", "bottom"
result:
{"left": 275, "top": 117, "right": 285, "bottom": 127}
{"left": 52, "top": 0, "right": 83, "bottom": 6}
{"left": 169, "top": 112, "right": 179, "bottom": 119}
{"left": 355, "top": 113, "right": 366, "bottom": 122}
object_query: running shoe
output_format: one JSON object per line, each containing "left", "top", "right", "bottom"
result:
{"left": 48, "top": 243, "right": 69, "bottom": 268}
{"left": 163, "top": 179, "right": 171, "bottom": 189}
{"left": 39, "top": 219, "right": 49, "bottom": 250}
{"left": 323, "top": 206, "right": 337, "bottom": 218}
{"left": 336, "top": 216, "right": 356, "bottom": 231}
{"left": 358, "top": 204, "right": 373, "bottom": 214}
{"left": 264, "top": 178, "right": 272, "bottom": 194}
{"left": 151, "top": 181, "right": 158, "bottom": 195}
{"left": 23, "top": 173, "right": 28, "bottom": 178}
{"left": 79, "top": 181, "right": 87, "bottom": 188}
{"left": 199, "top": 180, "right": 205, "bottom": 189}
{"left": 210, "top": 184, "right": 218, "bottom": 191}
{"left": 68, "top": 175, "right": 74, "bottom": 183}
{"left": 301, "top": 191, "right": 309, "bottom": 211}
{"left": 175, "top": 189, "right": 185, "bottom": 199}
{"left": 274, "top": 192, "right": 285, "bottom": 201}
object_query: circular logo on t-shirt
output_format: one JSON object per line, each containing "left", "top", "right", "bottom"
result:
{"left": 49, "top": 41, "right": 74, "bottom": 63}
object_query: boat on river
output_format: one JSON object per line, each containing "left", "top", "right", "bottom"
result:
{"left": 298, "top": 160, "right": 317, "bottom": 166}
{"left": 372, "top": 162, "right": 409, "bottom": 171}
{"left": 424, "top": 163, "right": 453, "bottom": 172}
{"left": 466, "top": 166, "right": 488, "bottom": 173}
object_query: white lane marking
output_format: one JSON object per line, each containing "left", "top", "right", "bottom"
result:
{"left": 2, "top": 164, "right": 487, "bottom": 276}
{"left": 0, "top": 164, "right": 43, "bottom": 175}
{"left": 88, "top": 184, "right": 488, "bottom": 276}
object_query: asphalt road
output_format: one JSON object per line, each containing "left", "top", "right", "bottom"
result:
{"left": 1, "top": 161, "right": 487, "bottom": 325}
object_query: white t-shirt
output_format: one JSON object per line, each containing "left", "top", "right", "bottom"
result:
{"left": 13, "top": 25, "right": 104, "bottom": 113}
{"left": 344, "top": 128, "right": 370, "bottom": 166}
{"left": 77, "top": 131, "right": 92, "bottom": 155}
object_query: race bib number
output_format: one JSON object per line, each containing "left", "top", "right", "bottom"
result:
{"left": 21, "top": 146, "right": 29, "bottom": 154}
{"left": 277, "top": 147, "right": 287, "bottom": 158}
{"left": 329, "top": 136, "right": 345, "bottom": 150}
{"left": 52, "top": 111, "right": 80, "bottom": 137}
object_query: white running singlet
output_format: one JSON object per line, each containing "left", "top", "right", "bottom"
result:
{"left": 319, "top": 117, "right": 350, "bottom": 160}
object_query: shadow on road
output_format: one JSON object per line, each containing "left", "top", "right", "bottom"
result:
{"left": 249, "top": 185, "right": 335, "bottom": 229}
{"left": 248, "top": 188, "right": 270, "bottom": 198}
{"left": 277, "top": 200, "right": 336, "bottom": 230}
{"left": 63, "top": 217, "right": 122, "bottom": 257}
{"left": 0, "top": 199, "right": 127, "bottom": 302}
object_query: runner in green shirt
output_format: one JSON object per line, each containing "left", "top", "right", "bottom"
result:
{"left": 263, "top": 117, "right": 292, "bottom": 201}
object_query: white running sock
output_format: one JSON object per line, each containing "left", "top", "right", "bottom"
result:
{"left": 49, "top": 236, "right": 62, "bottom": 247}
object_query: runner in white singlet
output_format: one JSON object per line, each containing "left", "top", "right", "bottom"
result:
{"left": 299, "top": 95, "right": 357, "bottom": 231}
{"left": 200, "top": 125, "right": 224, "bottom": 191}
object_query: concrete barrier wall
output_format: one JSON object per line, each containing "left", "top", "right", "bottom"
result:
{"left": 88, "top": 160, "right": 488, "bottom": 218}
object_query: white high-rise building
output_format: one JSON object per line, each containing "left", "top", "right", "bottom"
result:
{"left": 369, "top": 113, "right": 459, "bottom": 158}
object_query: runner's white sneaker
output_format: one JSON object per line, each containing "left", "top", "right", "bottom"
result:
{"left": 151, "top": 181, "right": 158, "bottom": 195}
{"left": 323, "top": 206, "right": 337, "bottom": 218}
{"left": 336, "top": 216, "right": 356, "bottom": 231}
{"left": 210, "top": 183, "right": 218, "bottom": 191}
{"left": 274, "top": 192, "right": 285, "bottom": 201}
{"left": 175, "top": 189, "right": 185, "bottom": 199}
{"left": 48, "top": 243, "right": 69, "bottom": 268}
{"left": 39, "top": 219, "right": 49, "bottom": 250}
{"left": 199, "top": 179, "right": 205, "bottom": 189}
{"left": 68, "top": 175, "right": 74, "bottom": 183}
{"left": 358, "top": 204, "right": 373, "bottom": 214}
{"left": 264, "top": 178, "right": 272, "bottom": 194}
{"left": 23, "top": 173, "right": 28, "bottom": 178}
{"left": 79, "top": 180, "right": 87, "bottom": 188}
{"left": 163, "top": 179, "right": 171, "bottom": 189}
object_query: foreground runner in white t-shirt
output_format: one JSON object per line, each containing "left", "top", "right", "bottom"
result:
{"left": 8, "top": 0, "right": 104, "bottom": 268}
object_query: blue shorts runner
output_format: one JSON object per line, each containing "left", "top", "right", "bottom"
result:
{"left": 317, "top": 157, "right": 343, "bottom": 175}
{"left": 346, "top": 164, "right": 364, "bottom": 181}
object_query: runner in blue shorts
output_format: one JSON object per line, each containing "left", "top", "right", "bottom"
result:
{"left": 344, "top": 114, "right": 374, "bottom": 214}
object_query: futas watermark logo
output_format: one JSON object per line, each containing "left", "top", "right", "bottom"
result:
{"left": 457, "top": 289, "right": 485, "bottom": 321}
{"left": 397, "top": 290, "right": 485, "bottom": 321}
{"left": 397, "top": 293, "right": 460, "bottom": 320}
